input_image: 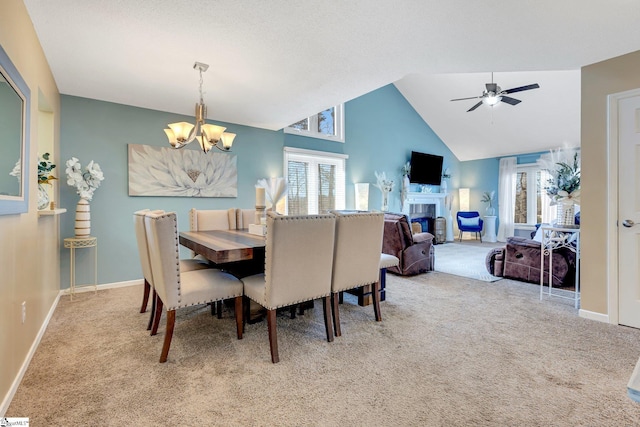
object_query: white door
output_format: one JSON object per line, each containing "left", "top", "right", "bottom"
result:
{"left": 618, "top": 94, "right": 640, "bottom": 328}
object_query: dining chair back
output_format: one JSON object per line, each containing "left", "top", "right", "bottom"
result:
{"left": 330, "top": 211, "right": 385, "bottom": 336}
{"left": 144, "top": 211, "right": 244, "bottom": 363}
{"left": 189, "top": 208, "right": 236, "bottom": 231}
{"left": 133, "top": 209, "right": 155, "bottom": 314}
{"left": 235, "top": 208, "right": 256, "bottom": 229}
{"left": 242, "top": 212, "right": 336, "bottom": 363}
{"left": 134, "top": 209, "right": 209, "bottom": 329}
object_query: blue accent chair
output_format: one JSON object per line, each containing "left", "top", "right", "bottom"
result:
{"left": 456, "top": 211, "right": 484, "bottom": 242}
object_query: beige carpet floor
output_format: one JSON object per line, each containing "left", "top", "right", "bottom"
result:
{"left": 7, "top": 273, "right": 640, "bottom": 426}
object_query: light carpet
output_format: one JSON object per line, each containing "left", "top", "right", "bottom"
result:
{"left": 7, "top": 274, "right": 640, "bottom": 426}
{"left": 434, "top": 242, "right": 502, "bottom": 282}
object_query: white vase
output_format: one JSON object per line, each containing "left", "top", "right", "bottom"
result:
{"left": 381, "top": 191, "right": 389, "bottom": 212}
{"left": 37, "top": 184, "right": 49, "bottom": 210}
{"left": 446, "top": 210, "right": 454, "bottom": 242}
{"left": 440, "top": 180, "right": 448, "bottom": 194}
{"left": 75, "top": 198, "right": 91, "bottom": 237}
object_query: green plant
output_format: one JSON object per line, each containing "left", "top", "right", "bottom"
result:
{"left": 543, "top": 151, "right": 580, "bottom": 203}
{"left": 38, "top": 153, "right": 57, "bottom": 185}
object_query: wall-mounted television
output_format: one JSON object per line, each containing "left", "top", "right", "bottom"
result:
{"left": 409, "top": 151, "right": 444, "bottom": 185}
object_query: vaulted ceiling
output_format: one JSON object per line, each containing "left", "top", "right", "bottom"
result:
{"left": 23, "top": 0, "right": 640, "bottom": 160}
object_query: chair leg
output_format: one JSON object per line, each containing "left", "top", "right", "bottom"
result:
{"left": 289, "top": 305, "right": 297, "bottom": 319}
{"left": 267, "top": 309, "right": 279, "bottom": 363}
{"left": 459, "top": 231, "right": 463, "bottom": 242}
{"left": 372, "top": 280, "right": 382, "bottom": 322}
{"left": 147, "top": 289, "right": 157, "bottom": 331}
{"left": 331, "top": 292, "right": 341, "bottom": 337}
{"left": 479, "top": 232, "right": 482, "bottom": 243}
{"left": 217, "top": 300, "right": 223, "bottom": 319}
{"left": 323, "top": 296, "right": 334, "bottom": 342}
{"left": 159, "top": 309, "right": 175, "bottom": 363}
{"left": 140, "top": 279, "right": 150, "bottom": 313}
{"left": 379, "top": 268, "right": 387, "bottom": 302}
{"left": 234, "top": 296, "right": 243, "bottom": 340}
{"left": 151, "top": 295, "right": 163, "bottom": 336}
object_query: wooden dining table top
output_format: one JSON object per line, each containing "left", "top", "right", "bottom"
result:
{"left": 179, "top": 229, "right": 266, "bottom": 264}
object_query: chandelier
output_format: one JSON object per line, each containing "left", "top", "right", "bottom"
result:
{"left": 164, "top": 62, "right": 235, "bottom": 153}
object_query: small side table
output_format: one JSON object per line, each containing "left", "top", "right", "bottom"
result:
{"left": 539, "top": 226, "right": 580, "bottom": 308}
{"left": 64, "top": 236, "right": 98, "bottom": 300}
{"left": 483, "top": 215, "right": 497, "bottom": 243}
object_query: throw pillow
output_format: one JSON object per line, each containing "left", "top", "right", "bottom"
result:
{"left": 459, "top": 217, "right": 479, "bottom": 227}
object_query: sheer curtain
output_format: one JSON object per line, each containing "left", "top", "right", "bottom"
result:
{"left": 497, "top": 157, "right": 517, "bottom": 242}
{"left": 540, "top": 170, "right": 556, "bottom": 223}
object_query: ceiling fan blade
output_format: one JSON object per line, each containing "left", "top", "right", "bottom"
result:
{"left": 467, "top": 101, "right": 483, "bottom": 112}
{"left": 451, "top": 96, "right": 481, "bottom": 102}
{"left": 500, "top": 96, "right": 521, "bottom": 105}
{"left": 486, "top": 83, "right": 498, "bottom": 93}
{"left": 503, "top": 83, "right": 540, "bottom": 94}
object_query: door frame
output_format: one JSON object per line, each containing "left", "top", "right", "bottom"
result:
{"left": 606, "top": 87, "right": 640, "bottom": 325}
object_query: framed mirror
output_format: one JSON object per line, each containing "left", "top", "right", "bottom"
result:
{"left": 0, "top": 43, "right": 30, "bottom": 215}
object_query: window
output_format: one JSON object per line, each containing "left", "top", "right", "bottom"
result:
{"left": 284, "top": 104, "right": 345, "bottom": 143}
{"left": 283, "top": 147, "right": 347, "bottom": 215}
{"left": 514, "top": 164, "right": 553, "bottom": 225}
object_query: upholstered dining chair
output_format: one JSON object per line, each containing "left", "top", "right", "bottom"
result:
{"left": 133, "top": 209, "right": 209, "bottom": 330}
{"left": 189, "top": 207, "right": 237, "bottom": 316}
{"left": 456, "top": 211, "right": 484, "bottom": 242}
{"left": 242, "top": 212, "right": 336, "bottom": 363}
{"left": 330, "top": 211, "right": 385, "bottom": 336}
{"left": 189, "top": 207, "right": 237, "bottom": 232}
{"left": 144, "top": 211, "right": 244, "bottom": 363}
{"left": 235, "top": 208, "right": 256, "bottom": 229}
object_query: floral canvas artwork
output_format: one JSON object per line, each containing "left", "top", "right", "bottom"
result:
{"left": 128, "top": 144, "right": 237, "bottom": 197}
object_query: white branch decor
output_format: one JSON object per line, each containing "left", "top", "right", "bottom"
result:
{"left": 256, "top": 177, "right": 288, "bottom": 211}
{"left": 374, "top": 171, "right": 394, "bottom": 211}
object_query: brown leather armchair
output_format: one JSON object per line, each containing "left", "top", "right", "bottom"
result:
{"left": 382, "top": 213, "right": 434, "bottom": 276}
{"left": 486, "top": 236, "right": 576, "bottom": 286}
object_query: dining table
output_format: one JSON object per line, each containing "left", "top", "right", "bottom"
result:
{"left": 180, "top": 228, "right": 267, "bottom": 322}
{"left": 179, "top": 229, "right": 266, "bottom": 265}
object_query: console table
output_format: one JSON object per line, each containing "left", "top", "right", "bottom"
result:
{"left": 64, "top": 236, "right": 98, "bottom": 300}
{"left": 539, "top": 226, "right": 580, "bottom": 308}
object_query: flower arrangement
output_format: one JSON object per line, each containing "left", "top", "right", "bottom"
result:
{"left": 441, "top": 167, "right": 451, "bottom": 180}
{"left": 38, "top": 152, "right": 57, "bottom": 185}
{"left": 374, "top": 171, "right": 394, "bottom": 194}
{"left": 65, "top": 157, "right": 105, "bottom": 201}
{"left": 9, "top": 160, "right": 20, "bottom": 181}
{"left": 401, "top": 161, "right": 411, "bottom": 177}
{"left": 480, "top": 191, "right": 495, "bottom": 208}
{"left": 537, "top": 147, "right": 580, "bottom": 205}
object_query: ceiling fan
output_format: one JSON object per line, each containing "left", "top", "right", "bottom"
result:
{"left": 451, "top": 73, "right": 540, "bottom": 112}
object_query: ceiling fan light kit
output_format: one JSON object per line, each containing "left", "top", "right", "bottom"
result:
{"left": 451, "top": 73, "right": 540, "bottom": 112}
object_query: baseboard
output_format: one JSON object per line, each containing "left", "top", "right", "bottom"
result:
{"left": 579, "top": 309, "right": 610, "bottom": 323}
{"left": 0, "top": 292, "right": 61, "bottom": 417}
{"left": 1, "top": 279, "right": 143, "bottom": 416}
{"left": 60, "top": 279, "right": 143, "bottom": 296}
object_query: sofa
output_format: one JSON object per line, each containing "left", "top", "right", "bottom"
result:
{"left": 382, "top": 213, "right": 434, "bottom": 276}
{"left": 486, "top": 236, "right": 576, "bottom": 286}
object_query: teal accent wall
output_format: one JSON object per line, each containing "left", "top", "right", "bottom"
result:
{"left": 459, "top": 150, "right": 551, "bottom": 233}
{"left": 60, "top": 96, "right": 283, "bottom": 286}
{"left": 60, "top": 84, "right": 457, "bottom": 287}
